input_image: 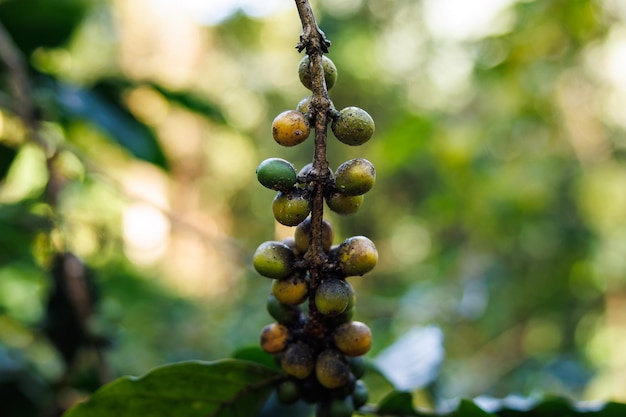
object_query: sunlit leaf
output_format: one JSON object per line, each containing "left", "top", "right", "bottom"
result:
{"left": 63, "top": 360, "right": 281, "bottom": 417}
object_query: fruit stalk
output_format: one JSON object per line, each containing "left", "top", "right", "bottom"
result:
{"left": 294, "top": 0, "right": 333, "bottom": 324}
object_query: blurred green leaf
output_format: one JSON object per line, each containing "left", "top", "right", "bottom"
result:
{"left": 0, "top": 0, "right": 88, "bottom": 56}
{"left": 376, "top": 391, "right": 423, "bottom": 416}
{"left": 149, "top": 83, "right": 226, "bottom": 124}
{"left": 54, "top": 81, "right": 168, "bottom": 169}
{"left": 63, "top": 360, "right": 281, "bottom": 417}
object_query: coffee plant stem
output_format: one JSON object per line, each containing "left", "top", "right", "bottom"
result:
{"left": 294, "top": 0, "right": 333, "bottom": 330}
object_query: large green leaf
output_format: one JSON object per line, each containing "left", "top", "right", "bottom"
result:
{"left": 63, "top": 359, "right": 281, "bottom": 417}
{"left": 54, "top": 81, "right": 168, "bottom": 169}
{"left": 0, "top": 0, "right": 88, "bottom": 56}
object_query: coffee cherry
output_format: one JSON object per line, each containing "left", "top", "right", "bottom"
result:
{"left": 253, "top": 241, "right": 295, "bottom": 279}
{"left": 298, "top": 55, "right": 338, "bottom": 91}
{"left": 294, "top": 217, "right": 335, "bottom": 253}
{"left": 273, "top": 189, "right": 311, "bottom": 226}
{"left": 266, "top": 293, "right": 301, "bottom": 324}
{"left": 326, "top": 192, "right": 363, "bottom": 215}
{"left": 336, "top": 236, "right": 377, "bottom": 276}
{"left": 334, "top": 158, "right": 376, "bottom": 196}
{"left": 348, "top": 356, "right": 366, "bottom": 379}
{"left": 331, "top": 107, "right": 374, "bottom": 146}
{"left": 333, "top": 321, "right": 372, "bottom": 356}
{"left": 272, "top": 110, "right": 311, "bottom": 147}
{"left": 329, "top": 396, "right": 355, "bottom": 417}
{"left": 256, "top": 158, "right": 298, "bottom": 191}
{"left": 315, "top": 279, "right": 353, "bottom": 317}
{"left": 315, "top": 348, "right": 350, "bottom": 389}
{"left": 352, "top": 380, "right": 369, "bottom": 409}
{"left": 272, "top": 273, "right": 309, "bottom": 305}
{"left": 296, "top": 95, "right": 313, "bottom": 115}
{"left": 282, "top": 342, "right": 315, "bottom": 379}
{"left": 325, "top": 305, "right": 355, "bottom": 328}
{"left": 277, "top": 379, "right": 301, "bottom": 404}
{"left": 260, "top": 323, "right": 289, "bottom": 353}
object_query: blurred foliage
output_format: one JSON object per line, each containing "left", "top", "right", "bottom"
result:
{"left": 1, "top": 0, "right": 626, "bottom": 416}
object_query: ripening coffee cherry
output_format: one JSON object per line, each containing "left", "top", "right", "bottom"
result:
{"left": 333, "top": 321, "right": 372, "bottom": 356}
{"left": 272, "top": 273, "right": 309, "bottom": 305}
{"left": 260, "top": 323, "right": 289, "bottom": 353}
{"left": 273, "top": 189, "right": 311, "bottom": 226}
{"left": 334, "top": 158, "right": 376, "bottom": 196}
{"left": 266, "top": 293, "right": 301, "bottom": 324}
{"left": 326, "top": 192, "right": 363, "bottom": 215}
{"left": 253, "top": 241, "right": 295, "bottom": 279}
{"left": 326, "top": 305, "right": 355, "bottom": 328}
{"left": 282, "top": 342, "right": 315, "bottom": 379}
{"left": 256, "top": 158, "right": 298, "bottom": 191}
{"left": 331, "top": 107, "right": 375, "bottom": 146}
{"left": 294, "top": 217, "right": 335, "bottom": 253}
{"left": 298, "top": 55, "right": 338, "bottom": 91}
{"left": 315, "top": 279, "right": 353, "bottom": 317}
{"left": 272, "top": 110, "right": 311, "bottom": 147}
{"left": 296, "top": 95, "right": 313, "bottom": 115}
{"left": 276, "top": 379, "right": 301, "bottom": 404}
{"left": 336, "top": 236, "right": 378, "bottom": 276}
{"left": 315, "top": 348, "right": 350, "bottom": 389}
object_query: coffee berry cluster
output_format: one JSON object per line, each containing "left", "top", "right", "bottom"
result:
{"left": 253, "top": 54, "right": 377, "bottom": 417}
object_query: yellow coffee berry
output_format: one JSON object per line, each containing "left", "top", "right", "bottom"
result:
{"left": 282, "top": 342, "right": 315, "bottom": 379}
{"left": 272, "top": 110, "right": 311, "bottom": 147}
{"left": 336, "top": 236, "right": 377, "bottom": 276}
{"left": 260, "top": 323, "right": 289, "bottom": 353}
{"left": 333, "top": 321, "right": 372, "bottom": 356}
{"left": 315, "top": 348, "right": 350, "bottom": 389}
{"left": 272, "top": 273, "right": 309, "bottom": 305}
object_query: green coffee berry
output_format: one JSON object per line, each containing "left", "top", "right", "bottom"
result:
{"left": 273, "top": 189, "right": 311, "bottom": 226}
{"left": 334, "top": 158, "right": 376, "bottom": 196}
{"left": 336, "top": 236, "right": 377, "bottom": 276}
{"left": 272, "top": 110, "right": 311, "bottom": 147}
{"left": 272, "top": 273, "right": 309, "bottom": 305}
{"left": 331, "top": 107, "right": 375, "bottom": 146}
{"left": 298, "top": 55, "right": 338, "bottom": 91}
{"left": 253, "top": 241, "right": 295, "bottom": 279}
{"left": 294, "top": 217, "right": 334, "bottom": 253}
{"left": 266, "top": 293, "right": 301, "bottom": 324}
{"left": 348, "top": 356, "right": 366, "bottom": 379}
{"left": 315, "top": 279, "right": 353, "bottom": 317}
{"left": 257, "top": 158, "right": 298, "bottom": 191}
{"left": 329, "top": 396, "right": 355, "bottom": 417}
{"left": 326, "top": 192, "right": 363, "bottom": 215}
{"left": 282, "top": 342, "right": 315, "bottom": 379}
{"left": 277, "top": 379, "right": 301, "bottom": 404}
{"left": 315, "top": 348, "right": 350, "bottom": 389}
{"left": 352, "top": 380, "right": 369, "bottom": 409}
{"left": 260, "top": 323, "right": 289, "bottom": 353}
{"left": 333, "top": 321, "right": 372, "bottom": 357}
